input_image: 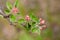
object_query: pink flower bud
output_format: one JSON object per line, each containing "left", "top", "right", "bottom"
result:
{"left": 25, "top": 15, "right": 30, "bottom": 21}
{"left": 43, "top": 25, "right": 47, "bottom": 29}
{"left": 12, "top": 7, "right": 18, "bottom": 14}
{"left": 40, "top": 20, "right": 45, "bottom": 25}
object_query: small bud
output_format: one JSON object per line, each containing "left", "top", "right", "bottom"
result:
{"left": 43, "top": 25, "right": 47, "bottom": 29}
{"left": 12, "top": 7, "right": 18, "bottom": 14}
{"left": 25, "top": 15, "right": 30, "bottom": 21}
{"left": 40, "top": 20, "right": 45, "bottom": 25}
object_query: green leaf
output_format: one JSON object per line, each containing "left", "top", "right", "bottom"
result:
{"left": 18, "top": 19, "right": 25, "bottom": 24}
{"left": 14, "top": 0, "right": 19, "bottom": 7}
{"left": 6, "top": 2, "right": 12, "bottom": 10}
{"left": 32, "top": 27, "right": 37, "bottom": 32}
{"left": 4, "top": 9, "right": 10, "bottom": 14}
{"left": 32, "top": 28, "right": 37, "bottom": 32}
{"left": 10, "top": 14, "right": 16, "bottom": 22}
{"left": 31, "top": 26, "right": 40, "bottom": 35}
{"left": 32, "top": 22, "right": 36, "bottom": 26}
{"left": 29, "top": 13, "right": 39, "bottom": 22}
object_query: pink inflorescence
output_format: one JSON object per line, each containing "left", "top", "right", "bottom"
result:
{"left": 12, "top": 7, "right": 18, "bottom": 14}
{"left": 39, "top": 18, "right": 47, "bottom": 31}
{"left": 25, "top": 15, "right": 30, "bottom": 21}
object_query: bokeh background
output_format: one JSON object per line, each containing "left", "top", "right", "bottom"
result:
{"left": 0, "top": 0, "right": 60, "bottom": 40}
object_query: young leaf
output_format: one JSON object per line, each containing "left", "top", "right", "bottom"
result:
{"left": 4, "top": 9, "right": 10, "bottom": 14}
{"left": 29, "top": 13, "right": 39, "bottom": 22}
{"left": 32, "top": 27, "right": 40, "bottom": 35}
{"left": 32, "top": 27, "right": 37, "bottom": 32}
{"left": 32, "top": 21, "right": 36, "bottom": 25}
{"left": 10, "top": 14, "right": 16, "bottom": 22}
{"left": 6, "top": 2, "right": 12, "bottom": 10}
{"left": 18, "top": 19, "right": 25, "bottom": 24}
{"left": 14, "top": 0, "right": 19, "bottom": 7}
